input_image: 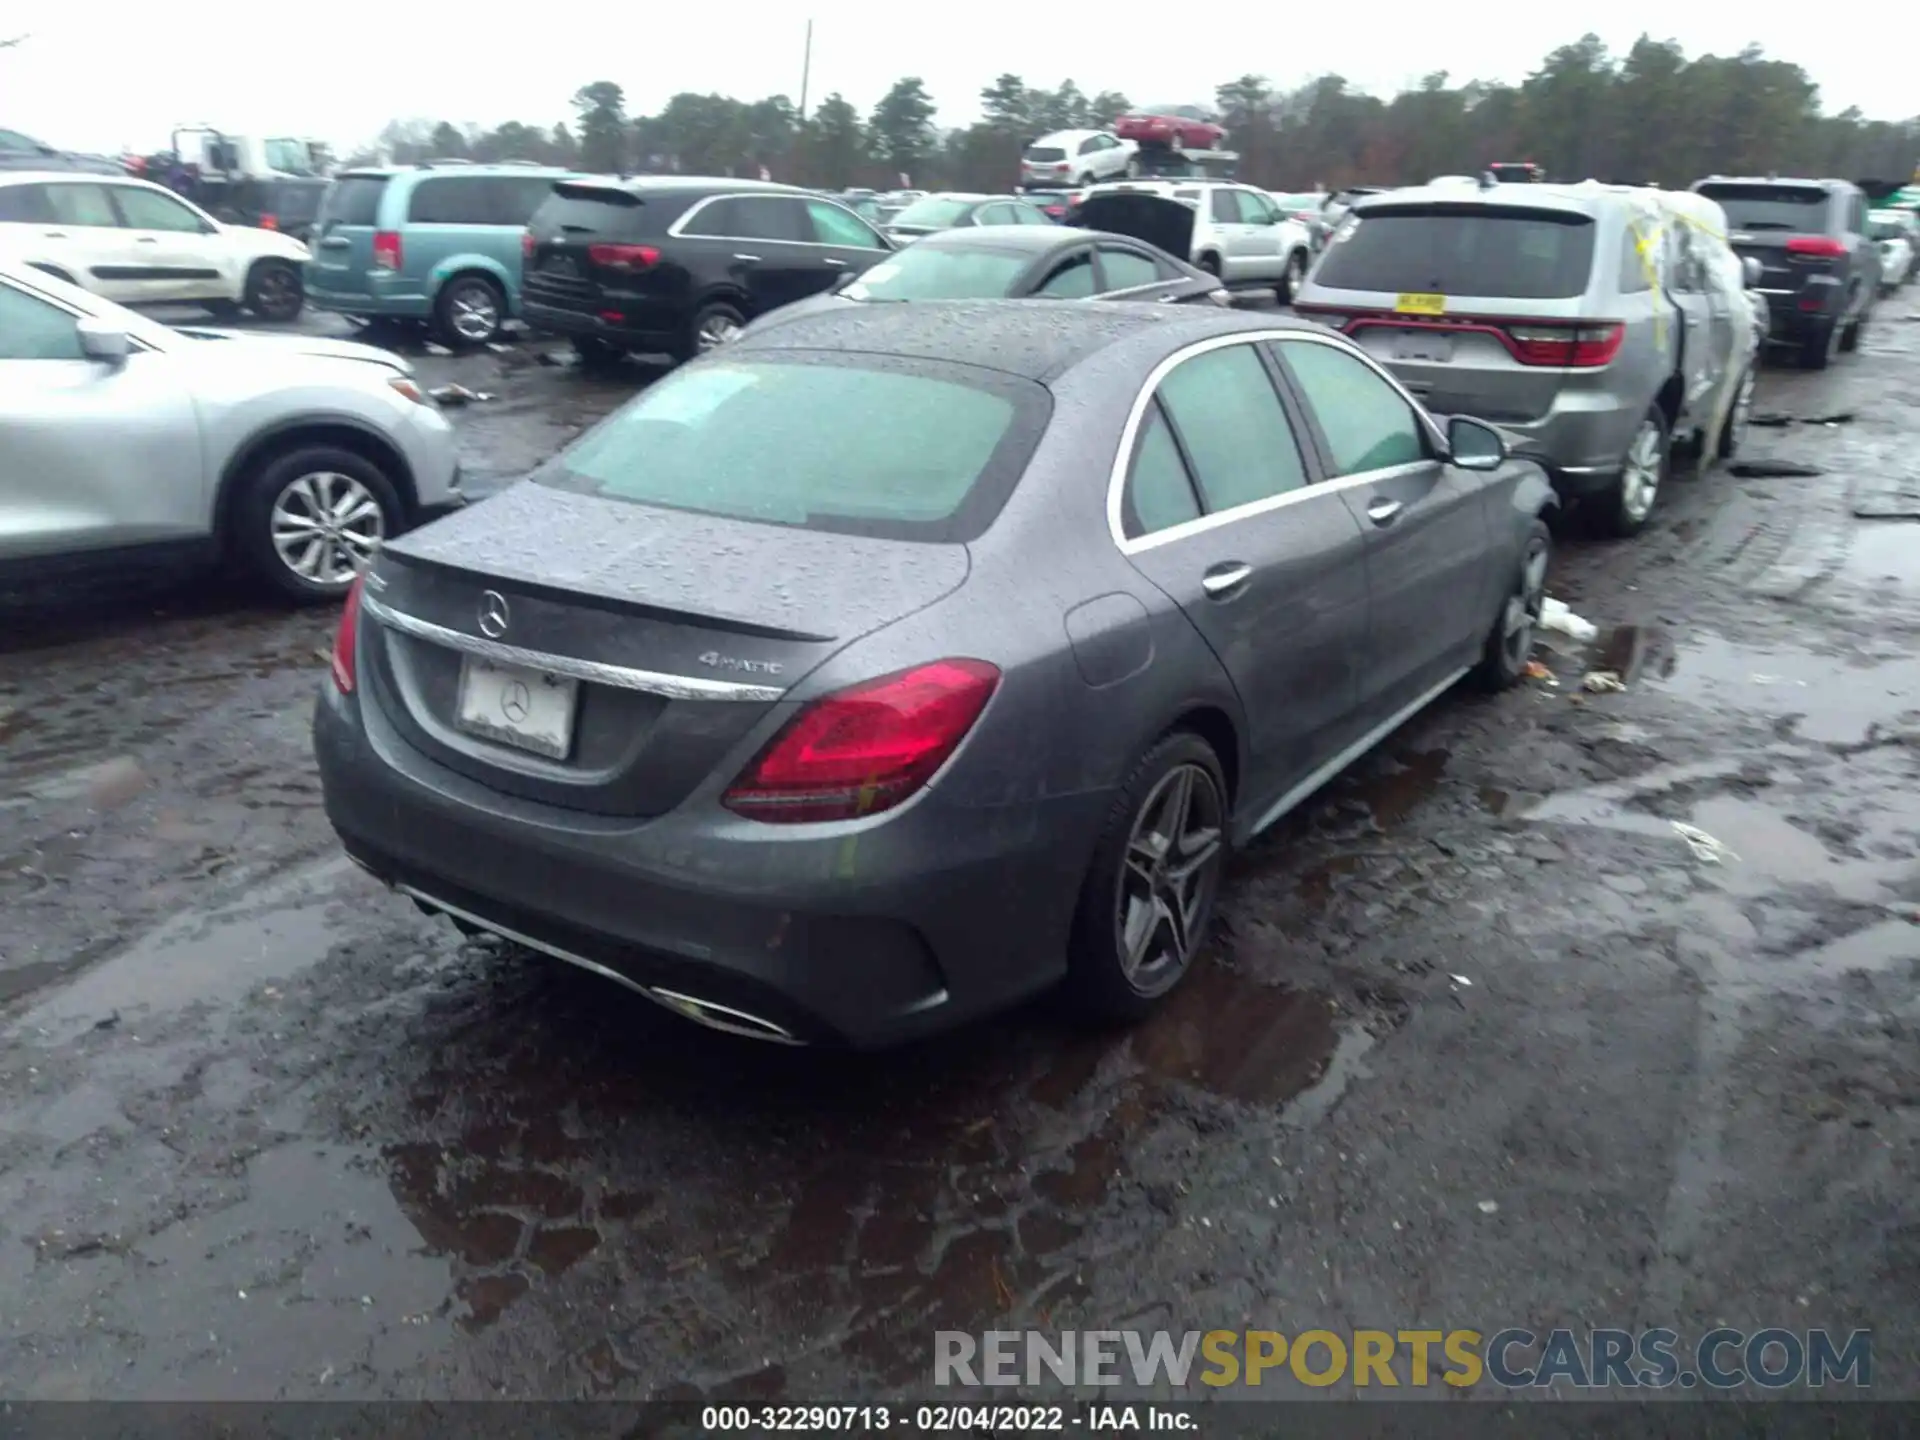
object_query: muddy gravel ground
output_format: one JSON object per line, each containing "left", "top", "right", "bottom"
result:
{"left": 1, "top": 300, "right": 1917, "bottom": 1404}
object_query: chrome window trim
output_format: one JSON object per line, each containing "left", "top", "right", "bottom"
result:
{"left": 1105, "top": 328, "right": 1446, "bottom": 556}
{"left": 667, "top": 191, "right": 890, "bottom": 250}
{"left": 360, "top": 592, "right": 786, "bottom": 702}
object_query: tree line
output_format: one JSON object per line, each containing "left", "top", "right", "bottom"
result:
{"left": 352, "top": 33, "right": 1920, "bottom": 194}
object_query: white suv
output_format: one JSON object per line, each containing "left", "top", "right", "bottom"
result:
{"left": 0, "top": 171, "right": 312, "bottom": 322}
{"left": 1075, "top": 180, "right": 1317, "bottom": 302}
{"left": 1020, "top": 130, "right": 1137, "bottom": 191}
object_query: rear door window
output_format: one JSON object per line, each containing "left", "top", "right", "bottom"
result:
{"left": 1097, "top": 246, "right": 1163, "bottom": 289}
{"left": 535, "top": 356, "right": 1048, "bottom": 543}
{"left": 1156, "top": 342, "right": 1309, "bottom": 511}
{"left": 1036, "top": 251, "right": 1097, "bottom": 297}
{"left": 1209, "top": 190, "right": 1237, "bottom": 223}
{"left": 0, "top": 183, "right": 53, "bottom": 223}
{"left": 1122, "top": 403, "right": 1203, "bottom": 537}
{"left": 1279, "top": 340, "right": 1427, "bottom": 475}
{"left": 1313, "top": 206, "right": 1597, "bottom": 298}
{"left": 318, "top": 175, "right": 388, "bottom": 227}
{"left": 1694, "top": 184, "right": 1829, "bottom": 234}
{"left": 682, "top": 195, "right": 809, "bottom": 242}
{"left": 407, "top": 177, "right": 494, "bottom": 224}
{"left": 44, "top": 184, "right": 116, "bottom": 227}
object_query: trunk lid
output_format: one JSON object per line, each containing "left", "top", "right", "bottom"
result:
{"left": 1070, "top": 192, "right": 1195, "bottom": 261}
{"left": 359, "top": 483, "right": 970, "bottom": 818}
{"left": 523, "top": 181, "right": 663, "bottom": 316}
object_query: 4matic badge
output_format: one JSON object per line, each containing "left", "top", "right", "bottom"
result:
{"left": 697, "top": 651, "right": 783, "bottom": 676}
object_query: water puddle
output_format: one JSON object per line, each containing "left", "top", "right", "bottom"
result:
{"left": 1840, "top": 522, "right": 1920, "bottom": 596}
{"left": 6, "top": 857, "right": 356, "bottom": 1043}
{"left": 1600, "top": 626, "right": 1920, "bottom": 747}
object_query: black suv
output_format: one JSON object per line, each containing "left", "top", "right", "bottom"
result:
{"left": 522, "top": 178, "right": 895, "bottom": 364}
{"left": 1692, "top": 176, "right": 1882, "bottom": 369}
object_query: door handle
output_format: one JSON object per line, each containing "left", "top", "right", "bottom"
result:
{"left": 1201, "top": 562, "right": 1252, "bottom": 597}
{"left": 1366, "top": 498, "right": 1403, "bottom": 526}
{"left": 821, "top": 257, "right": 846, "bottom": 266}
{"left": 733, "top": 253, "right": 762, "bottom": 263}
{"left": 136, "top": 236, "right": 159, "bottom": 244}
{"left": 43, "top": 231, "right": 67, "bottom": 239}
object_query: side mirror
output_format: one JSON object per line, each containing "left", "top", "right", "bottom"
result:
{"left": 1741, "top": 255, "right": 1763, "bottom": 288}
{"left": 76, "top": 317, "right": 130, "bottom": 365}
{"left": 1447, "top": 415, "right": 1506, "bottom": 472}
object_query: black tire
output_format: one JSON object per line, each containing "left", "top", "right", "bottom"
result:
{"left": 232, "top": 444, "right": 404, "bottom": 604}
{"left": 570, "top": 335, "right": 628, "bottom": 370}
{"left": 680, "top": 300, "right": 746, "bottom": 362}
{"left": 1717, "top": 366, "right": 1755, "bottom": 460}
{"left": 1594, "top": 404, "right": 1670, "bottom": 539}
{"left": 433, "top": 274, "right": 505, "bottom": 348}
{"left": 1472, "top": 519, "right": 1551, "bottom": 692}
{"left": 1796, "top": 317, "right": 1836, "bottom": 370}
{"left": 1278, "top": 249, "right": 1308, "bottom": 305}
{"left": 1063, "top": 731, "right": 1230, "bottom": 1024}
{"left": 1838, "top": 300, "right": 1868, "bottom": 353}
{"left": 243, "top": 259, "right": 304, "bottom": 323}
{"left": 1198, "top": 254, "right": 1222, "bottom": 279}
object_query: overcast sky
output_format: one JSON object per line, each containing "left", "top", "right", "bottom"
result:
{"left": 6, "top": 6, "right": 1914, "bottom": 156}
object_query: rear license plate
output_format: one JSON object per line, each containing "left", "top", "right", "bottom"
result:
{"left": 1395, "top": 292, "right": 1446, "bottom": 316}
{"left": 545, "top": 257, "right": 580, "bottom": 276}
{"left": 1391, "top": 327, "right": 1454, "bottom": 363}
{"left": 455, "top": 657, "right": 579, "bottom": 760}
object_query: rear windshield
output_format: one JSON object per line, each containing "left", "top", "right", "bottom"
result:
{"left": 1695, "top": 184, "right": 1828, "bottom": 232}
{"left": 1869, "top": 211, "right": 1909, "bottom": 240}
{"left": 891, "top": 197, "right": 974, "bottom": 228}
{"left": 532, "top": 184, "right": 650, "bottom": 238}
{"left": 317, "top": 175, "right": 388, "bottom": 227}
{"left": 1024, "top": 147, "right": 1066, "bottom": 163}
{"left": 846, "top": 246, "right": 1031, "bottom": 300}
{"left": 1312, "top": 206, "right": 1596, "bottom": 299}
{"left": 534, "top": 355, "right": 1049, "bottom": 542}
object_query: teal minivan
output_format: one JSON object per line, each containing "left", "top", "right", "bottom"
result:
{"left": 306, "top": 162, "right": 583, "bottom": 345}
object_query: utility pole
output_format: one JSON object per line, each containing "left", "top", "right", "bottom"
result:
{"left": 798, "top": 20, "right": 813, "bottom": 122}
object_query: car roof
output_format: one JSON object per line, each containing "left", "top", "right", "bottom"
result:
{"left": 1032, "top": 129, "right": 1102, "bottom": 143}
{"left": 559, "top": 175, "right": 813, "bottom": 199}
{"left": 1695, "top": 175, "right": 1849, "bottom": 191}
{"left": 914, "top": 225, "right": 1086, "bottom": 253}
{"left": 727, "top": 299, "right": 1320, "bottom": 382}
{"left": 0, "top": 170, "right": 142, "bottom": 186}
{"left": 1350, "top": 181, "right": 1610, "bottom": 217}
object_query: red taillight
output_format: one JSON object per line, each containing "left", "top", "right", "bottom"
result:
{"left": 260, "top": 214, "right": 278, "bottom": 231}
{"left": 1505, "top": 321, "right": 1624, "bottom": 367}
{"left": 371, "top": 230, "right": 402, "bottom": 271}
{"left": 722, "top": 659, "right": 1000, "bottom": 824}
{"left": 1786, "top": 235, "right": 1845, "bottom": 258}
{"left": 588, "top": 242, "right": 659, "bottom": 271}
{"left": 522, "top": 230, "right": 535, "bottom": 259}
{"left": 331, "top": 573, "right": 364, "bottom": 694}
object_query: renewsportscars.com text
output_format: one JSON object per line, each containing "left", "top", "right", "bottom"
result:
{"left": 935, "top": 1327, "right": 1873, "bottom": 1390}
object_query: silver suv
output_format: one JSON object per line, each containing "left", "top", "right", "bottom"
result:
{"left": 1293, "top": 179, "right": 1763, "bottom": 536}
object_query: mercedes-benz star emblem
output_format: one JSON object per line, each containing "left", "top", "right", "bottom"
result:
{"left": 499, "top": 681, "right": 532, "bottom": 724}
{"left": 478, "top": 590, "right": 510, "bottom": 639}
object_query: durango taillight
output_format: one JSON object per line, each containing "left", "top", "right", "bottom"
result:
{"left": 522, "top": 229, "right": 535, "bottom": 259}
{"left": 331, "top": 573, "right": 365, "bottom": 694}
{"left": 371, "top": 230, "right": 402, "bottom": 271}
{"left": 722, "top": 659, "right": 1000, "bottom": 824}
{"left": 260, "top": 214, "right": 278, "bottom": 231}
{"left": 1505, "top": 322, "right": 1624, "bottom": 368}
{"left": 1785, "top": 235, "right": 1846, "bottom": 258}
{"left": 588, "top": 242, "right": 660, "bottom": 271}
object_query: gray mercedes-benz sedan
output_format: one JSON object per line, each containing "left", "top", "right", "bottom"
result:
{"left": 314, "top": 301, "right": 1557, "bottom": 1048}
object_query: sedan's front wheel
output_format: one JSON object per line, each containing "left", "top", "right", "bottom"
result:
{"left": 1473, "top": 518, "right": 1551, "bottom": 691}
{"left": 1064, "top": 731, "right": 1229, "bottom": 1023}
{"left": 244, "top": 259, "right": 304, "bottom": 324}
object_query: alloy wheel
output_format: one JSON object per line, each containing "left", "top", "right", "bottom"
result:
{"left": 269, "top": 471, "right": 385, "bottom": 588}
{"left": 1114, "top": 762, "right": 1225, "bottom": 994}
{"left": 1501, "top": 540, "right": 1550, "bottom": 671}
{"left": 449, "top": 285, "right": 500, "bottom": 342}
{"left": 696, "top": 313, "right": 740, "bottom": 352}
{"left": 1618, "top": 419, "right": 1664, "bottom": 522}
{"left": 254, "top": 266, "right": 300, "bottom": 319}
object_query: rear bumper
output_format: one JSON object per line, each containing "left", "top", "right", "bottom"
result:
{"left": 1426, "top": 385, "right": 1642, "bottom": 499}
{"left": 1756, "top": 278, "right": 1848, "bottom": 340}
{"left": 311, "top": 684, "right": 1098, "bottom": 1048}
{"left": 521, "top": 299, "right": 679, "bottom": 351}
{"left": 306, "top": 289, "right": 432, "bottom": 320}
